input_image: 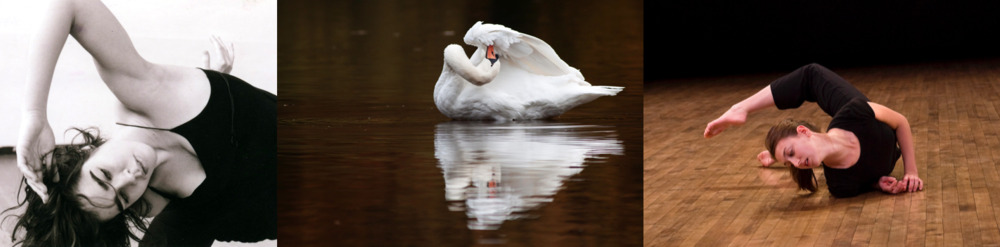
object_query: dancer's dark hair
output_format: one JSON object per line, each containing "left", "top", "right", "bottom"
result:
{"left": 765, "top": 119, "right": 821, "bottom": 193}
{"left": 2, "top": 128, "right": 150, "bottom": 247}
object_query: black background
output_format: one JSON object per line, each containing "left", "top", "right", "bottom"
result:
{"left": 646, "top": 0, "right": 1000, "bottom": 80}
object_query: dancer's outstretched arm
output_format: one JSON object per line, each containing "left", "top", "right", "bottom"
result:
{"left": 704, "top": 85, "right": 776, "bottom": 138}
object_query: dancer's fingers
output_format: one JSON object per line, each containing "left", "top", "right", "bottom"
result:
{"left": 203, "top": 50, "right": 211, "bottom": 69}
{"left": 704, "top": 121, "right": 724, "bottom": 138}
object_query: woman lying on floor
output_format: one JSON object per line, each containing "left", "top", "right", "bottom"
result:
{"left": 5, "top": 0, "right": 275, "bottom": 246}
{"left": 704, "top": 63, "right": 923, "bottom": 198}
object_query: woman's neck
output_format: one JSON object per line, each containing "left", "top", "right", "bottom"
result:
{"left": 819, "top": 129, "right": 861, "bottom": 168}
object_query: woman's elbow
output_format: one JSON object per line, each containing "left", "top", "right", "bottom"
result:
{"left": 895, "top": 114, "right": 911, "bottom": 131}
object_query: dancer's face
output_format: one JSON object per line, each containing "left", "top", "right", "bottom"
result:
{"left": 75, "top": 140, "right": 156, "bottom": 221}
{"left": 774, "top": 126, "right": 821, "bottom": 169}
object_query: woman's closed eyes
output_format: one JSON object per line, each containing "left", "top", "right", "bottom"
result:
{"left": 91, "top": 169, "right": 127, "bottom": 210}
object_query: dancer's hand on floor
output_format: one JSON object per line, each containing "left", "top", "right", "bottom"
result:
{"left": 757, "top": 150, "right": 775, "bottom": 167}
{"left": 705, "top": 108, "right": 747, "bottom": 138}
{"left": 902, "top": 173, "right": 924, "bottom": 192}
{"left": 878, "top": 176, "right": 907, "bottom": 194}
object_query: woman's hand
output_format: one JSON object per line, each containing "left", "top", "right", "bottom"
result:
{"left": 902, "top": 173, "right": 924, "bottom": 192}
{"left": 704, "top": 107, "right": 747, "bottom": 138}
{"left": 757, "top": 150, "right": 775, "bottom": 167}
{"left": 878, "top": 176, "right": 907, "bottom": 194}
{"left": 16, "top": 113, "right": 56, "bottom": 202}
{"left": 203, "top": 35, "right": 234, "bottom": 74}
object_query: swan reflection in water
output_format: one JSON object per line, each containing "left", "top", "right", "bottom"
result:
{"left": 434, "top": 121, "right": 624, "bottom": 230}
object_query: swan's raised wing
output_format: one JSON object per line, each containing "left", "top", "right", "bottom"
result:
{"left": 464, "top": 21, "right": 584, "bottom": 80}
{"left": 504, "top": 33, "right": 584, "bottom": 80}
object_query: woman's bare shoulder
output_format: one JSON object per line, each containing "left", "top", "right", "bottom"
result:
{"left": 111, "top": 65, "right": 211, "bottom": 129}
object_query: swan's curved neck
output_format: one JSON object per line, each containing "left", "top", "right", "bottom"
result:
{"left": 444, "top": 44, "right": 500, "bottom": 86}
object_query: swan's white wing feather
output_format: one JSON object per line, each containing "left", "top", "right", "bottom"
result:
{"left": 506, "top": 33, "right": 584, "bottom": 80}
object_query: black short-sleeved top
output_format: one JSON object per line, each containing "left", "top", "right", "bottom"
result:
{"left": 138, "top": 69, "right": 276, "bottom": 246}
{"left": 824, "top": 99, "right": 900, "bottom": 197}
{"left": 770, "top": 64, "right": 900, "bottom": 198}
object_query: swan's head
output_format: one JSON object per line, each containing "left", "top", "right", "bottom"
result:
{"left": 464, "top": 21, "right": 521, "bottom": 63}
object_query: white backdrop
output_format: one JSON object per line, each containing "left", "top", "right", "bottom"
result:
{"left": 0, "top": 0, "right": 277, "bottom": 146}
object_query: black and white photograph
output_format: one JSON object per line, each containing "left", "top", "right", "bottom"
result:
{"left": 0, "top": 0, "right": 276, "bottom": 246}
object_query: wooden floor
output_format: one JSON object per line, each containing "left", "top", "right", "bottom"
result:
{"left": 644, "top": 60, "right": 1000, "bottom": 246}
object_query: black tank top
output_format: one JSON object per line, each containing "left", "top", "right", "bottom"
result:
{"left": 120, "top": 69, "right": 276, "bottom": 245}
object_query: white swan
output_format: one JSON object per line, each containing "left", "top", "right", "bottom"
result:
{"left": 434, "top": 21, "right": 624, "bottom": 121}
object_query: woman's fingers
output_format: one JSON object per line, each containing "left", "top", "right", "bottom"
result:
{"left": 16, "top": 157, "right": 38, "bottom": 181}
{"left": 213, "top": 35, "right": 234, "bottom": 72}
{"left": 215, "top": 35, "right": 235, "bottom": 65}
{"left": 16, "top": 147, "right": 41, "bottom": 179}
{"left": 878, "top": 176, "right": 905, "bottom": 194}
{"left": 705, "top": 109, "right": 747, "bottom": 138}
{"left": 202, "top": 50, "right": 212, "bottom": 69}
{"left": 16, "top": 152, "right": 49, "bottom": 202}
{"left": 907, "top": 178, "right": 923, "bottom": 192}
{"left": 704, "top": 118, "right": 730, "bottom": 138}
{"left": 205, "top": 35, "right": 235, "bottom": 73}
{"left": 902, "top": 174, "right": 924, "bottom": 192}
{"left": 704, "top": 122, "right": 720, "bottom": 138}
{"left": 757, "top": 150, "right": 774, "bottom": 167}
{"left": 894, "top": 181, "right": 906, "bottom": 194}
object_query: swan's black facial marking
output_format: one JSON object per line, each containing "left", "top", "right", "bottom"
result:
{"left": 486, "top": 45, "right": 499, "bottom": 66}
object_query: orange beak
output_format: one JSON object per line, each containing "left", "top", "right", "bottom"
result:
{"left": 486, "top": 45, "right": 498, "bottom": 65}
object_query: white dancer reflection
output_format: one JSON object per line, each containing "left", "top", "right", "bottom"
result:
{"left": 434, "top": 121, "right": 623, "bottom": 230}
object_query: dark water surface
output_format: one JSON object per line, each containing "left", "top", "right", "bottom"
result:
{"left": 278, "top": 1, "right": 642, "bottom": 246}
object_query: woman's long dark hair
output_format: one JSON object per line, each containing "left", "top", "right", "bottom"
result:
{"left": 2, "top": 128, "right": 150, "bottom": 247}
{"left": 765, "top": 119, "right": 821, "bottom": 193}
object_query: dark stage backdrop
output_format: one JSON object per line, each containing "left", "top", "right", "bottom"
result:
{"left": 647, "top": 1, "right": 1000, "bottom": 80}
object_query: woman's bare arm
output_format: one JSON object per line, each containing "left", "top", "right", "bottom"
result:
{"left": 704, "top": 85, "right": 776, "bottom": 138}
{"left": 17, "top": 0, "right": 87, "bottom": 201}
{"left": 869, "top": 102, "right": 923, "bottom": 192}
{"left": 27, "top": 0, "right": 162, "bottom": 116}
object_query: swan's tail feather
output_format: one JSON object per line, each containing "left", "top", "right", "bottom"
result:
{"left": 588, "top": 86, "right": 624, "bottom": 96}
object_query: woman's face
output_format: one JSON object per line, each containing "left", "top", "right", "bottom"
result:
{"left": 75, "top": 140, "right": 157, "bottom": 221}
{"left": 774, "top": 131, "right": 821, "bottom": 169}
